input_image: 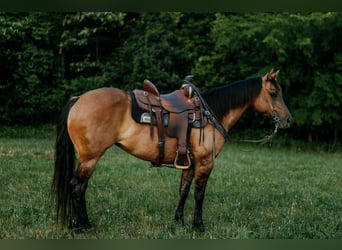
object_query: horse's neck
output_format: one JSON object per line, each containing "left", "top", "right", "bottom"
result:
{"left": 202, "top": 77, "right": 261, "bottom": 132}
{"left": 203, "top": 85, "right": 255, "bottom": 131}
{"left": 220, "top": 103, "right": 250, "bottom": 131}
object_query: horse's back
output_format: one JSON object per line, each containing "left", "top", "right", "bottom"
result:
{"left": 68, "top": 87, "right": 130, "bottom": 122}
{"left": 71, "top": 87, "right": 128, "bottom": 111}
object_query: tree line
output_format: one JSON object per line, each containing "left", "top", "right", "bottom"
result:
{"left": 0, "top": 12, "right": 341, "bottom": 143}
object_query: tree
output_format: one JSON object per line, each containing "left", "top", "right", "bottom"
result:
{"left": 106, "top": 13, "right": 189, "bottom": 91}
{"left": 0, "top": 12, "right": 65, "bottom": 124}
{"left": 192, "top": 13, "right": 341, "bottom": 142}
{"left": 58, "top": 12, "right": 126, "bottom": 95}
{"left": 0, "top": 12, "right": 340, "bottom": 143}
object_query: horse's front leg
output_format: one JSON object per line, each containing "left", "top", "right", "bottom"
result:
{"left": 193, "top": 167, "right": 212, "bottom": 232}
{"left": 175, "top": 167, "right": 194, "bottom": 224}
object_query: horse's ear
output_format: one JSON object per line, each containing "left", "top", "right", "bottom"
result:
{"left": 264, "top": 69, "right": 279, "bottom": 81}
{"left": 273, "top": 70, "right": 280, "bottom": 79}
{"left": 263, "top": 69, "right": 273, "bottom": 80}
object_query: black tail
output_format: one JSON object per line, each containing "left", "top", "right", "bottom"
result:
{"left": 52, "top": 96, "right": 79, "bottom": 225}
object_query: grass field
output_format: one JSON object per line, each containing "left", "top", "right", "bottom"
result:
{"left": 0, "top": 130, "right": 341, "bottom": 239}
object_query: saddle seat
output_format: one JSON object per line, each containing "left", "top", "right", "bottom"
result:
{"left": 136, "top": 79, "right": 198, "bottom": 112}
{"left": 132, "top": 79, "right": 205, "bottom": 169}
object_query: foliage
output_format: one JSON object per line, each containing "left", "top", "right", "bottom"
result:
{"left": 0, "top": 13, "right": 65, "bottom": 124}
{"left": 0, "top": 12, "right": 341, "bottom": 143}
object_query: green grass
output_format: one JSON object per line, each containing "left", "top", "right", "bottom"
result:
{"left": 0, "top": 135, "right": 341, "bottom": 239}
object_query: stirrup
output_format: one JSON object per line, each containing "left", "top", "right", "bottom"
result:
{"left": 174, "top": 150, "right": 191, "bottom": 170}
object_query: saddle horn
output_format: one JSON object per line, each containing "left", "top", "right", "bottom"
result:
{"left": 182, "top": 75, "right": 195, "bottom": 99}
{"left": 184, "top": 75, "right": 194, "bottom": 83}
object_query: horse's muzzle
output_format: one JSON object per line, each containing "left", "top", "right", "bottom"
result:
{"left": 273, "top": 111, "right": 292, "bottom": 129}
{"left": 279, "top": 114, "right": 292, "bottom": 128}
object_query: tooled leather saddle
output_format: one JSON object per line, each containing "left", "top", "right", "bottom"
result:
{"left": 131, "top": 77, "right": 207, "bottom": 169}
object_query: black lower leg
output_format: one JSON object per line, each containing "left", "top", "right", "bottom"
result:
{"left": 69, "top": 175, "right": 93, "bottom": 232}
{"left": 193, "top": 177, "right": 208, "bottom": 232}
{"left": 175, "top": 169, "right": 194, "bottom": 224}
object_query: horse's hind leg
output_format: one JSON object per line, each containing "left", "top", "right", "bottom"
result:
{"left": 175, "top": 167, "right": 194, "bottom": 225}
{"left": 69, "top": 175, "right": 92, "bottom": 232}
{"left": 69, "top": 158, "right": 99, "bottom": 233}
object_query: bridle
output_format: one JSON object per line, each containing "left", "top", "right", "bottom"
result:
{"left": 272, "top": 111, "right": 280, "bottom": 135}
{"left": 239, "top": 80, "right": 281, "bottom": 147}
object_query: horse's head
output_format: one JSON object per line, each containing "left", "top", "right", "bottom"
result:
{"left": 253, "top": 69, "right": 292, "bottom": 129}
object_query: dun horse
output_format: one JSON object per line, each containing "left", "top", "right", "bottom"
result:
{"left": 52, "top": 69, "right": 292, "bottom": 232}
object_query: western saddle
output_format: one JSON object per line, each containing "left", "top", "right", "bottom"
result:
{"left": 132, "top": 77, "right": 207, "bottom": 169}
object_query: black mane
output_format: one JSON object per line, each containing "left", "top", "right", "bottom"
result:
{"left": 201, "top": 77, "right": 262, "bottom": 120}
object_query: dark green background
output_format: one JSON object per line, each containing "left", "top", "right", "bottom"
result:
{"left": 1, "top": 12, "right": 341, "bottom": 144}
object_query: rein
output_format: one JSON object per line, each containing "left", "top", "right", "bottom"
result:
{"left": 239, "top": 114, "right": 280, "bottom": 147}
{"left": 183, "top": 80, "right": 229, "bottom": 142}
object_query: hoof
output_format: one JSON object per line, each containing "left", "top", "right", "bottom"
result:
{"left": 174, "top": 215, "right": 185, "bottom": 226}
{"left": 193, "top": 222, "right": 206, "bottom": 232}
{"left": 69, "top": 218, "right": 95, "bottom": 234}
{"left": 71, "top": 226, "right": 96, "bottom": 235}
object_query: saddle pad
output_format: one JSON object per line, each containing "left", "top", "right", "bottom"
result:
{"left": 130, "top": 91, "right": 144, "bottom": 123}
